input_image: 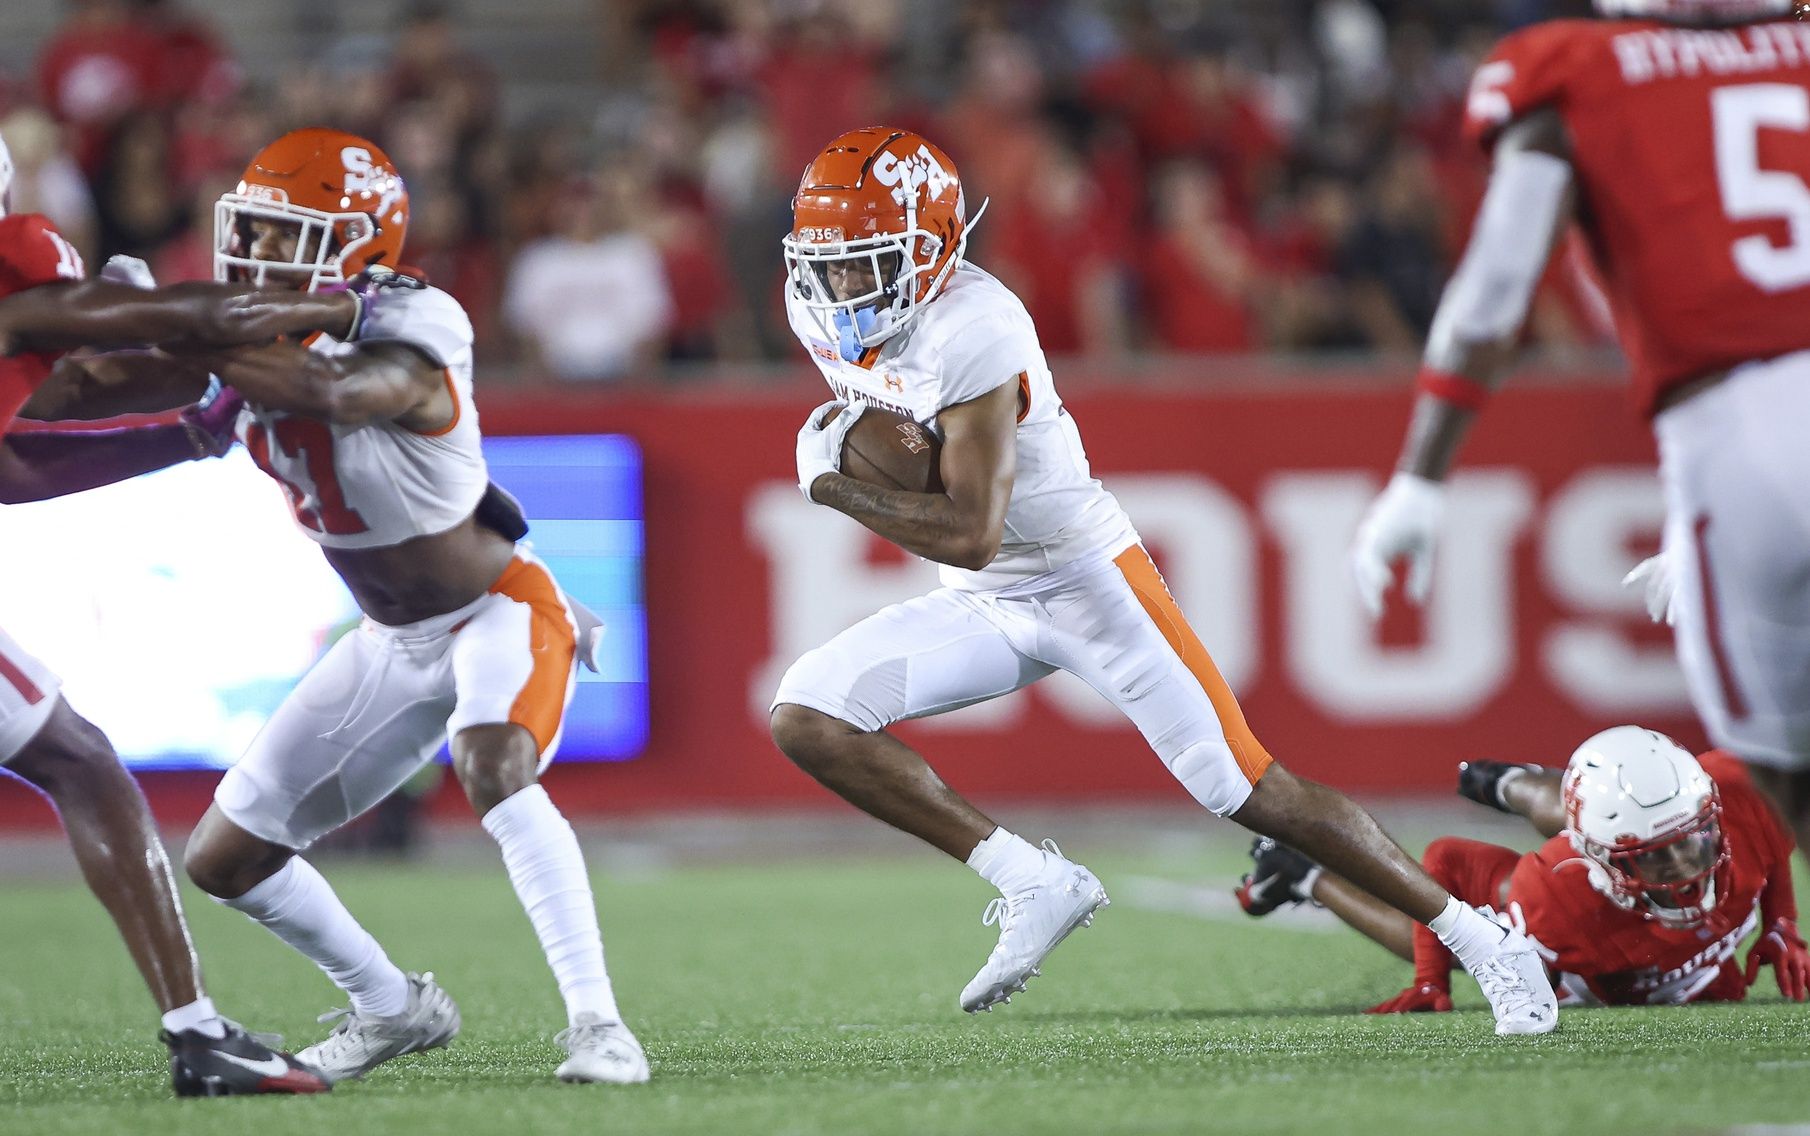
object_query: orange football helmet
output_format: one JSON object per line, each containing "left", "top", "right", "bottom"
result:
{"left": 784, "top": 128, "right": 987, "bottom": 361}
{"left": 214, "top": 127, "right": 409, "bottom": 290}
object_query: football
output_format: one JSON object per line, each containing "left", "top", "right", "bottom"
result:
{"left": 828, "top": 405, "right": 943, "bottom": 494}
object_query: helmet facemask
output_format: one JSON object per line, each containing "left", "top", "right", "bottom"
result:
{"left": 1576, "top": 796, "right": 1728, "bottom": 929}
{"left": 214, "top": 193, "right": 377, "bottom": 292}
{"left": 784, "top": 197, "right": 987, "bottom": 363}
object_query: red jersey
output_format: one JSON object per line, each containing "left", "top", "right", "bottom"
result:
{"left": 0, "top": 214, "right": 86, "bottom": 432}
{"left": 1465, "top": 19, "right": 1810, "bottom": 414}
{"left": 1505, "top": 753, "right": 1797, "bottom": 1005}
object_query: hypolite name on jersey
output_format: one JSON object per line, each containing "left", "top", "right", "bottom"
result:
{"left": 1613, "top": 21, "right": 1810, "bottom": 86}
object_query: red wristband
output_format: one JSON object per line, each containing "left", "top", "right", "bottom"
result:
{"left": 1416, "top": 367, "right": 1491, "bottom": 412}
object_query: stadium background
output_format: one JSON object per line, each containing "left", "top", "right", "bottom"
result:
{"left": 0, "top": 0, "right": 1689, "bottom": 835}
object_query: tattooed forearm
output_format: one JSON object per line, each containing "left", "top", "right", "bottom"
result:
{"left": 812, "top": 472, "right": 998, "bottom": 570}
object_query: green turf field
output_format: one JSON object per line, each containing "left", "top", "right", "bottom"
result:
{"left": 2, "top": 842, "right": 1806, "bottom": 1136}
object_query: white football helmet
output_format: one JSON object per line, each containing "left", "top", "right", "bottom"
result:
{"left": 0, "top": 131, "right": 13, "bottom": 218}
{"left": 1594, "top": 0, "right": 1793, "bottom": 24}
{"left": 1562, "top": 726, "right": 1726, "bottom": 929}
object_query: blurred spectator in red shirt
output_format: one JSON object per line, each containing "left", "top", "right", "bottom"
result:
{"left": 756, "top": 9, "right": 881, "bottom": 181}
{"left": 36, "top": 0, "right": 237, "bottom": 176}
{"left": 1139, "top": 161, "right": 1258, "bottom": 353}
{"left": 937, "top": 31, "right": 1047, "bottom": 217}
{"left": 987, "top": 134, "right": 1128, "bottom": 357}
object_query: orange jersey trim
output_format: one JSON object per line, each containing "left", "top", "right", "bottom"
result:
{"left": 1113, "top": 545, "right": 1273, "bottom": 786}
{"left": 486, "top": 557, "right": 575, "bottom": 753}
{"left": 405, "top": 368, "right": 462, "bottom": 437}
{"left": 1016, "top": 372, "right": 1031, "bottom": 423}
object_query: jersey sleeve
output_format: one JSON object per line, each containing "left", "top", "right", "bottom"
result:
{"left": 0, "top": 214, "right": 86, "bottom": 294}
{"left": 356, "top": 281, "right": 473, "bottom": 367}
{"left": 1462, "top": 21, "right": 1597, "bottom": 154}
{"left": 935, "top": 308, "right": 1041, "bottom": 410}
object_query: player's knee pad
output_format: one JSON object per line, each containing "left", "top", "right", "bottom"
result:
{"left": 771, "top": 647, "right": 892, "bottom": 735}
{"left": 1164, "top": 737, "right": 1253, "bottom": 818}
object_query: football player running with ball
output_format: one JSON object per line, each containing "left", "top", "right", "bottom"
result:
{"left": 772, "top": 128, "right": 1557, "bottom": 1036}
{"left": 1350, "top": 1, "right": 1810, "bottom": 851}
{"left": 55, "top": 129, "right": 647, "bottom": 1085}
{"left": 1241, "top": 728, "right": 1805, "bottom": 1013}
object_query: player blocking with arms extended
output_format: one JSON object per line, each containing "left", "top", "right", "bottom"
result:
{"left": 1351, "top": 0, "right": 1810, "bottom": 850}
{"left": 772, "top": 128, "right": 1557, "bottom": 1035}
{"left": 0, "top": 133, "right": 348, "bottom": 1094}
{"left": 50, "top": 128, "right": 648, "bottom": 1085}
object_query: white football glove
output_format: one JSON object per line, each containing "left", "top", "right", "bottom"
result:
{"left": 1350, "top": 472, "right": 1446, "bottom": 618}
{"left": 99, "top": 254, "right": 156, "bottom": 290}
{"left": 1622, "top": 552, "right": 1677, "bottom": 626}
{"left": 795, "top": 399, "right": 864, "bottom": 502}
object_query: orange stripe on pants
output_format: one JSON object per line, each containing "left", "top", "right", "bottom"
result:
{"left": 1113, "top": 544, "right": 1274, "bottom": 786}
{"left": 487, "top": 557, "right": 576, "bottom": 754}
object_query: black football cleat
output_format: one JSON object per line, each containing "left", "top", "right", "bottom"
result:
{"left": 1457, "top": 760, "right": 1545, "bottom": 814}
{"left": 1234, "top": 837, "right": 1317, "bottom": 917}
{"left": 163, "top": 1022, "right": 331, "bottom": 1097}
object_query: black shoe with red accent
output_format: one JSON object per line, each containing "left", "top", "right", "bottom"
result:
{"left": 1234, "top": 837, "right": 1317, "bottom": 917}
{"left": 162, "top": 1022, "right": 331, "bottom": 1097}
{"left": 1456, "top": 760, "right": 1545, "bottom": 814}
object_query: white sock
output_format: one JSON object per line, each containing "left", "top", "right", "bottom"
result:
{"left": 161, "top": 995, "right": 226, "bottom": 1039}
{"left": 1297, "top": 865, "right": 1324, "bottom": 903}
{"left": 1427, "top": 896, "right": 1509, "bottom": 973}
{"left": 966, "top": 827, "right": 1047, "bottom": 895}
{"left": 482, "top": 784, "right": 619, "bottom": 1027}
{"left": 221, "top": 857, "right": 410, "bottom": 1018}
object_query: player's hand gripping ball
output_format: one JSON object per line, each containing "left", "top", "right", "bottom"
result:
{"left": 823, "top": 405, "right": 944, "bottom": 494}
{"left": 795, "top": 399, "right": 865, "bottom": 502}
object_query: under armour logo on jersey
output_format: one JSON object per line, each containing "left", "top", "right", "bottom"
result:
{"left": 883, "top": 373, "right": 904, "bottom": 393}
{"left": 872, "top": 145, "right": 953, "bottom": 208}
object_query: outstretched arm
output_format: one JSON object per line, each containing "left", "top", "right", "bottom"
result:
{"left": 1497, "top": 768, "right": 1567, "bottom": 839}
{"left": 181, "top": 339, "right": 452, "bottom": 430}
{"left": 0, "top": 421, "right": 225, "bottom": 504}
{"left": 803, "top": 381, "right": 1017, "bottom": 570}
{"left": 23, "top": 350, "right": 215, "bottom": 421}
{"left": 0, "top": 280, "right": 357, "bottom": 357}
{"left": 1350, "top": 108, "right": 1579, "bottom": 615}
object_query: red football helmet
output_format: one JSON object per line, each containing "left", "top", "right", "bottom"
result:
{"left": 1594, "top": 0, "right": 1793, "bottom": 23}
{"left": 214, "top": 127, "right": 409, "bottom": 290}
{"left": 783, "top": 127, "right": 987, "bottom": 361}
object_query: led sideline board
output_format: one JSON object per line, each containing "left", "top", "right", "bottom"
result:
{"left": 0, "top": 434, "right": 648, "bottom": 769}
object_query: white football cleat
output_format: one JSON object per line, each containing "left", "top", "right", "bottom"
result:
{"left": 555, "top": 1013, "right": 651, "bottom": 1084}
{"left": 960, "top": 841, "right": 1109, "bottom": 1013}
{"left": 296, "top": 972, "right": 461, "bottom": 1082}
{"left": 1473, "top": 930, "right": 1559, "bottom": 1037}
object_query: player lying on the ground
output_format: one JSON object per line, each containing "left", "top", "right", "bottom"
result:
{"left": 1347, "top": 0, "right": 1810, "bottom": 851}
{"left": 1238, "top": 726, "right": 1806, "bottom": 1011}
{"left": 769, "top": 127, "right": 1555, "bottom": 1036}
{"left": 48, "top": 128, "right": 647, "bottom": 1086}
{"left": 0, "top": 133, "right": 359, "bottom": 1094}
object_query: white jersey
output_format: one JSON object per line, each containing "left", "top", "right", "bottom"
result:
{"left": 237, "top": 283, "right": 488, "bottom": 551}
{"left": 786, "top": 262, "right": 1137, "bottom": 590}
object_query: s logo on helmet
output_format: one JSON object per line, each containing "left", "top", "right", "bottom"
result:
{"left": 872, "top": 145, "right": 953, "bottom": 209}
{"left": 340, "top": 146, "right": 404, "bottom": 223}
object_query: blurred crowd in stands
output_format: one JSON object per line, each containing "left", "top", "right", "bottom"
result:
{"left": 0, "top": 0, "right": 1618, "bottom": 380}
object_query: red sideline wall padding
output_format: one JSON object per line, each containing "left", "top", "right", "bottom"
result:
{"left": 0, "top": 367, "right": 1701, "bottom": 831}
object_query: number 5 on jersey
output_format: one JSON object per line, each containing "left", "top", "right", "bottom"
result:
{"left": 244, "top": 418, "right": 371, "bottom": 536}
